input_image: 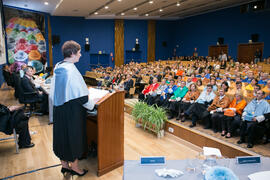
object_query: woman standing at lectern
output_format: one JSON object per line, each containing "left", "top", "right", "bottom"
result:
{"left": 50, "top": 40, "right": 94, "bottom": 177}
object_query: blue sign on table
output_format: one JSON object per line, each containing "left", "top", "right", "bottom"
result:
{"left": 140, "top": 156, "right": 166, "bottom": 165}
{"left": 236, "top": 156, "right": 261, "bottom": 164}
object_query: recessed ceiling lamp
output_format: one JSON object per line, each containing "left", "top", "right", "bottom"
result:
{"left": 145, "top": 14, "right": 149, "bottom": 16}
{"left": 121, "top": 12, "right": 125, "bottom": 15}
{"left": 105, "top": 6, "right": 109, "bottom": 9}
{"left": 149, "top": 1, "right": 154, "bottom": 4}
{"left": 133, "top": 7, "right": 137, "bottom": 10}
{"left": 94, "top": 12, "right": 98, "bottom": 15}
{"left": 254, "top": 5, "right": 257, "bottom": 9}
{"left": 159, "top": 9, "right": 163, "bottom": 12}
{"left": 44, "top": 1, "right": 49, "bottom": 5}
{"left": 118, "top": 0, "right": 122, "bottom": 1}
{"left": 176, "top": 2, "right": 180, "bottom": 6}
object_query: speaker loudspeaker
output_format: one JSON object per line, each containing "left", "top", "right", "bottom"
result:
{"left": 251, "top": 34, "right": 259, "bottom": 42}
{"left": 85, "top": 44, "right": 90, "bottom": 52}
{"left": 52, "top": 35, "right": 60, "bottom": 45}
{"left": 218, "top": 37, "right": 224, "bottom": 45}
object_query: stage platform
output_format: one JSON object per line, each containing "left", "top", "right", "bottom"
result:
{"left": 125, "top": 98, "right": 270, "bottom": 158}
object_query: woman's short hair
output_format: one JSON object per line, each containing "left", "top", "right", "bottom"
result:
{"left": 62, "top": 40, "right": 81, "bottom": 58}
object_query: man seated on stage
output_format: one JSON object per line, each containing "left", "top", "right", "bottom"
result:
{"left": 237, "top": 90, "right": 270, "bottom": 148}
{"left": 0, "top": 104, "right": 34, "bottom": 149}
{"left": 167, "top": 81, "right": 189, "bottom": 119}
{"left": 184, "top": 84, "right": 216, "bottom": 128}
{"left": 138, "top": 77, "right": 159, "bottom": 101}
{"left": 206, "top": 88, "right": 231, "bottom": 132}
{"left": 124, "top": 74, "right": 134, "bottom": 98}
{"left": 145, "top": 78, "right": 167, "bottom": 106}
{"left": 21, "top": 66, "right": 48, "bottom": 115}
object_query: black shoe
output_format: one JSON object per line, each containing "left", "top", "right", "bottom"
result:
{"left": 168, "top": 115, "right": 174, "bottom": 120}
{"left": 181, "top": 117, "right": 186, "bottom": 122}
{"left": 247, "top": 143, "right": 254, "bottom": 148}
{"left": 61, "top": 167, "right": 71, "bottom": 176}
{"left": 176, "top": 116, "right": 181, "bottom": 120}
{"left": 237, "top": 139, "right": 245, "bottom": 144}
{"left": 189, "top": 123, "right": 196, "bottom": 128}
{"left": 70, "top": 169, "right": 88, "bottom": 177}
{"left": 19, "top": 143, "right": 35, "bottom": 149}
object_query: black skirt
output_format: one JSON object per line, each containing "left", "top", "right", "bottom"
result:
{"left": 53, "top": 96, "right": 88, "bottom": 162}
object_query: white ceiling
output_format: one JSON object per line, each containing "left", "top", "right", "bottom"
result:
{"left": 3, "top": 0, "right": 258, "bottom": 19}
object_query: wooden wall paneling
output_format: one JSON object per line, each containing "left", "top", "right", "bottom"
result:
{"left": 165, "top": 121, "right": 256, "bottom": 158}
{"left": 47, "top": 15, "right": 53, "bottom": 67}
{"left": 237, "top": 42, "right": 264, "bottom": 63}
{"left": 208, "top": 45, "right": 228, "bottom": 58}
{"left": 114, "top": 20, "right": 124, "bottom": 66}
{"left": 147, "top": 20, "right": 156, "bottom": 62}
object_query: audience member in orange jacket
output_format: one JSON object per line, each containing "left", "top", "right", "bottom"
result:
{"left": 221, "top": 92, "right": 247, "bottom": 138}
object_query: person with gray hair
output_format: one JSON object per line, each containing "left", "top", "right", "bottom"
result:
{"left": 21, "top": 65, "right": 48, "bottom": 115}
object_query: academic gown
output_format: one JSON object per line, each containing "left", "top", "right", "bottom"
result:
{"left": 53, "top": 96, "right": 88, "bottom": 162}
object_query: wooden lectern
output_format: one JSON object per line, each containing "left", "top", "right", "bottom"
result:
{"left": 86, "top": 90, "right": 124, "bottom": 176}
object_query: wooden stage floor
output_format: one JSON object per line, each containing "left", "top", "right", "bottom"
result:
{"left": 0, "top": 88, "right": 201, "bottom": 180}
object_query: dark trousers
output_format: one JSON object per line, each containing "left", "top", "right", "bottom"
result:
{"left": 178, "top": 102, "right": 192, "bottom": 114}
{"left": 221, "top": 115, "right": 241, "bottom": 135}
{"left": 138, "top": 93, "right": 145, "bottom": 101}
{"left": 16, "top": 119, "right": 31, "bottom": 146}
{"left": 240, "top": 121, "right": 266, "bottom": 144}
{"left": 211, "top": 112, "right": 225, "bottom": 132}
{"left": 185, "top": 103, "right": 209, "bottom": 125}
{"left": 146, "top": 95, "right": 159, "bottom": 106}
{"left": 38, "top": 93, "right": 48, "bottom": 113}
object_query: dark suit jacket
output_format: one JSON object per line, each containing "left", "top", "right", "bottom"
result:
{"left": 124, "top": 79, "right": 134, "bottom": 91}
{"left": 21, "top": 76, "right": 37, "bottom": 93}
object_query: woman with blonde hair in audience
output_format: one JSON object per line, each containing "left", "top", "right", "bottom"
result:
{"left": 221, "top": 92, "right": 247, "bottom": 138}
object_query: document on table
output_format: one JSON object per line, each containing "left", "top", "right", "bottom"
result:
{"left": 88, "top": 88, "right": 109, "bottom": 104}
{"left": 248, "top": 171, "right": 270, "bottom": 180}
{"left": 203, "top": 147, "right": 222, "bottom": 157}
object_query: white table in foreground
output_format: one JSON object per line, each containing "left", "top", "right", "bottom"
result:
{"left": 123, "top": 158, "right": 270, "bottom": 180}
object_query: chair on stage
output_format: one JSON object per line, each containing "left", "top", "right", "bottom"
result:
{"left": 13, "top": 74, "right": 42, "bottom": 117}
{"left": 0, "top": 129, "right": 19, "bottom": 154}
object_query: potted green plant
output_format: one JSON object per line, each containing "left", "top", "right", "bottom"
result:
{"left": 132, "top": 102, "right": 167, "bottom": 138}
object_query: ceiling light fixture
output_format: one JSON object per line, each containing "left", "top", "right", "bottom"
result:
{"left": 121, "top": 12, "right": 125, "bottom": 15}
{"left": 254, "top": 5, "right": 257, "bottom": 9}
{"left": 133, "top": 7, "right": 137, "bottom": 10}
{"left": 118, "top": 0, "right": 122, "bottom": 1}
{"left": 44, "top": 1, "right": 49, "bottom": 5}
{"left": 149, "top": 1, "right": 154, "bottom": 4}
{"left": 176, "top": 2, "right": 180, "bottom": 6}
{"left": 94, "top": 12, "right": 98, "bottom": 15}
{"left": 145, "top": 14, "right": 149, "bottom": 16}
{"left": 159, "top": 9, "right": 163, "bottom": 12}
{"left": 105, "top": 6, "right": 109, "bottom": 9}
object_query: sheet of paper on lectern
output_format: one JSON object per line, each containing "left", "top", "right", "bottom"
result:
{"left": 203, "top": 147, "right": 222, "bottom": 157}
{"left": 88, "top": 88, "right": 109, "bottom": 104}
{"left": 248, "top": 171, "right": 270, "bottom": 180}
